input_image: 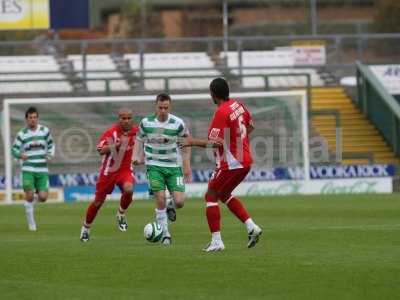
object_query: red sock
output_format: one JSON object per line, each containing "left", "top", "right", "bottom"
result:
{"left": 85, "top": 202, "right": 101, "bottom": 227}
{"left": 119, "top": 191, "right": 133, "bottom": 212}
{"left": 224, "top": 196, "right": 250, "bottom": 223}
{"left": 205, "top": 193, "right": 220, "bottom": 233}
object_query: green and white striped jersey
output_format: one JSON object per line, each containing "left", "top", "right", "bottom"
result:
{"left": 137, "top": 113, "right": 188, "bottom": 168}
{"left": 11, "top": 124, "right": 55, "bottom": 173}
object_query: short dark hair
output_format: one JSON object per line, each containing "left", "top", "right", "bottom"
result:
{"left": 156, "top": 93, "right": 171, "bottom": 102}
{"left": 25, "top": 107, "right": 38, "bottom": 119}
{"left": 210, "top": 77, "right": 229, "bottom": 100}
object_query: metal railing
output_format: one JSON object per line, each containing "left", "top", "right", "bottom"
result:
{"left": 356, "top": 61, "right": 400, "bottom": 156}
{"left": 0, "top": 71, "right": 312, "bottom": 100}
{"left": 1, "top": 33, "right": 400, "bottom": 67}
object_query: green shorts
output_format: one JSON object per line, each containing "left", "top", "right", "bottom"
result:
{"left": 147, "top": 165, "right": 185, "bottom": 193}
{"left": 22, "top": 172, "right": 49, "bottom": 192}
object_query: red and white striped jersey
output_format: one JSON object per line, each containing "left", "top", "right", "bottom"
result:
{"left": 208, "top": 99, "right": 253, "bottom": 170}
{"left": 97, "top": 124, "right": 138, "bottom": 176}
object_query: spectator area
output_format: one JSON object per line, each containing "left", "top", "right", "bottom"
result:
{"left": 0, "top": 52, "right": 325, "bottom": 94}
{"left": 124, "top": 52, "right": 221, "bottom": 90}
{"left": 222, "top": 51, "right": 325, "bottom": 88}
{"left": 0, "top": 56, "right": 72, "bottom": 94}
{"left": 67, "top": 55, "right": 130, "bottom": 92}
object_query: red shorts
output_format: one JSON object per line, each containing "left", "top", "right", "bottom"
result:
{"left": 208, "top": 167, "right": 250, "bottom": 199}
{"left": 95, "top": 169, "right": 134, "bottom": 197}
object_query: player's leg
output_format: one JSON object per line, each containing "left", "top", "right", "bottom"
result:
{"left": 166, "top": 167, "right": 185, "bottom": 222}
{"left": 202, "top": 170, "right": 225, "bottom": 252}
{"left": 165, "top": 189, "right": 176, "bottom": 222}
{"left": 80, "top": 192, "right": 107, "bottom": 242}
{"left": 203, "top": 188, "right": 225, "bottom": 252}
{"left": 37, "top": 191, "right": 48, "bottom": 202}
{"left": 116, "top": 170, "right": 134, "bottom": 232}
{"left": 22, "top": 172, "right": 36, "bottom": 231}
{"left": 168, "top": 191, "right": 184, "bottom": 222}
{"left": 116, "top": 182, "right": 132, "bottom": 231}
{"left": 154, "top": 190, "right": 171, "bottom": 245}
{"left": 80, "top": 175, "right": 114, "bottom": 242}
{"left": 36, "top": 172, "right": 49, "bottom": 202}
{"left": 150, "top": 189, "right": 176, "bottom": 222}
{"left": 222, "top": 194, "right": 262, "bottom": 247}
{"left": 147, "top": 166, "right": 170, "bottom": 245}
{"left": 218, "top": 168, "right": 251, "bottom": 223}
{"left": 218, "top": 168, "right": 262, "bottom": 248}
{"left": 84, "top": 183, "right": 110, "bottom": 227}
{"left": 25, "top": 173, "right": 50, "bottom": 231}
{"left": 149, "top": 187, "right": 173, "bottom": 224}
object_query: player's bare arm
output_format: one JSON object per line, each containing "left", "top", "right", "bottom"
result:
{"left": 132, "top": 139, "right": 145, "bottom": 165}
{"left": 181, "top": 137, "right": 192, "bottom": 183}
{"left": 180, "top": 136, "right": 222, "bottom": 148}
{"left": 247, "top": 122, "right": 255, "bottom": 135}
{"left": 97, "top": 144, "right": 111, "bottom": 155}
{"left": 97, "top": 139, "right": 122, "bottom": 155}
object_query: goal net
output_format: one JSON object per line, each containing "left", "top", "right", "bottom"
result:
{"left": 1, "top": 91, "right": 309, "bottom": 203}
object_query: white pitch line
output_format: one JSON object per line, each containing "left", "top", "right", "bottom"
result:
{"left": 307, "top": 224, "right": 400, "bottom": 230}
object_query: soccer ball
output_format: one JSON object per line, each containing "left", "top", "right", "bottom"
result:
{"left": 143, "top": 222, "right": 163, "bottom": 243}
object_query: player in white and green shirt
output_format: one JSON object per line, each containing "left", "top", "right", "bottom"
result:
{"left": 11, "top": 107, "right": 55, "bottom": 231}
{"left": 133, "top": 93, "right": 191, "bottom": 245}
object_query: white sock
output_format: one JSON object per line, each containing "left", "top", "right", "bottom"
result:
{"left": 155, "top": 208, "right": 169, "bottom": 236}
{"left": 212, "top": 231, "right": 222, "bottom": 241}
{"left": 24, "top": 201, "right": 36, "bottom": 227}
{"left": 245, "top": 218, "right": 256, "bottom": 233}
{"left": 24, "top": 201, "right": 34, "bottom": 215}
{"left": 165, "top": 191, "right": 175, "bottom": 207}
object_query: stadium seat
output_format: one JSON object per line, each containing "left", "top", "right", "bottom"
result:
{"left": 221, "top": 51, "right": 325, "bottom": 88}
{"left": 124, "top": 52, "right": 221, "bottom": 90}
{"left": 0, "top": 55, "right": 73, "bottom": 93}
{"left": 67, "top": 54, "right": 130, "bottom": 92}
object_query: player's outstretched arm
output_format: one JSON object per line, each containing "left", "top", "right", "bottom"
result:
{"left": 97, "top": 139, "right": 122, "bottom": 155}
{"left": 247, "top": 123, "right": 255, "bottom": 136}
{"left": 181, "top": 140, "right": 192, "bottom": 182}
{"left": 132, "top": 139, "right": 145, "bottom": 165}
{"left": 98, "top": 145, "right": 111, "bottom": 155}
{"left": 180, "top": 137, "right": 222, "bottom": 148}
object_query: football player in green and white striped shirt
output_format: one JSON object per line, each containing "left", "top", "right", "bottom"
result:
{"left": 11, "top": 107, "right": 55, "bottom": 231}
{"left": 133, "top": 93, "right": 192, "bottom": 245}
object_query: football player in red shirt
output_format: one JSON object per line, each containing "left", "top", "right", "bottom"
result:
{"left": 80, "top": 108, "right": 139, "bottom": 242}
{"left": 182, "top": 78, "right": 262, "bottom": 252}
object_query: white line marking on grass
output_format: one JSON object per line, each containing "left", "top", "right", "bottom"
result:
{"left": 306, "top": 224, "right": 400, "bottom": 231}
{"left": 0, "top": 236, "right": 136, "bottom": 243}
{"left": 268, "top": 224, "right": 400, "bottom": 231}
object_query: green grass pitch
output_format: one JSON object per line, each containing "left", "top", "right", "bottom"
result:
{"left": 0, "top": 194, "right": 399, "bottom": 300}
